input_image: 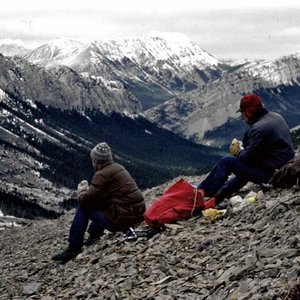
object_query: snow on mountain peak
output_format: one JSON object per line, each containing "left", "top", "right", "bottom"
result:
{"left": 106, "top": 32, "right": 220, "bottom": 68}
{"left": 143, "top": 31, "right": 219, "bottom": 67}
{"left": 48, "top": 38, "right": 84, "bottom": 50}
{"left": 21, "top": 32, "right": 221, "bottom": 72}
{"left": 24, "top": 38, "right": 85, "bottom": 64}
{"left": 0, "top": 38, "right": 26, "bottom": 47}
{"left": 0, "top": 39, "right": 29, "bottom": 57}
{"left": 147, "top": 31, "right": 191, "bottom": 44}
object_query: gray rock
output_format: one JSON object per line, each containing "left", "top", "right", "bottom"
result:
{"left": 22, "top": 282, "right": 41, "bottom": 295}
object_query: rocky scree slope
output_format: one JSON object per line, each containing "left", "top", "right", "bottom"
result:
{"left": 1, "top": 178, "right": 300, "bottom": 300}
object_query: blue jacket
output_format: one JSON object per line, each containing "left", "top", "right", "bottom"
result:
{"left": 237, "top": 109, "right": 295, "bottom": 172}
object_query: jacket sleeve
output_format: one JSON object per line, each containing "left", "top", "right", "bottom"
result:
{"left": 237, "top": 129, "right": 265, "bottom": 164}
{"left": 77, "top": 172, "right": 110, "bottom": 208}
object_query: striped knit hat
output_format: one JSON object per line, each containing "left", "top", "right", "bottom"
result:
{"left": 90, "top": 142, "right": 113, "bottom": 163}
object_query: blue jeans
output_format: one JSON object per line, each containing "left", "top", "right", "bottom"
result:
{"left": 198, "top": 156, "right": 273, "bottom": 201}
{"left": 69, "top": 205, "right": 119, "bottom": 247}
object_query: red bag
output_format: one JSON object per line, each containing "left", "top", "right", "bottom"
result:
{"left": 144, "top": 178, "right": 204, "bottom": 227}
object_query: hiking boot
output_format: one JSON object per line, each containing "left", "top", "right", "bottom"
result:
{"left": 52, "top": 245, "right": 82, "bottom": 264}
{"left": 84, "top": 234, "right": 102, "bottom": 246}
{"left": 125, "top": 226, "right": 164, "bottom": 240}
{"left": 125, "top": 228, "right": 137, "bottom": 240}
{"left": 216, "top": 200, "right": 230, "bottom": 210}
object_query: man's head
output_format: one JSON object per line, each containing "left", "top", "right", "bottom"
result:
{"left": 90, "top": 142, "right": 113, "bottom": 167}
{"left": 238, "top": 94, "right": 264, "bottom": 123}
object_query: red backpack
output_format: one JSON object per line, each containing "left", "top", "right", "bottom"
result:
{"left": 144, "top": 178, "right": 204, "bottom": 228}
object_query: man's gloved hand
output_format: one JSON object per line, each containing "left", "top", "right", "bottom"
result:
{"left": 77, "top": 180, "right": 89, "bottom": 197}
{"left": 230, "top": 138, "right": 244, "bottom": 156}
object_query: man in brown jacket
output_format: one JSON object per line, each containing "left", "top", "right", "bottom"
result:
{"left": 52, "top": 142, "right": 145, "bottom": 264}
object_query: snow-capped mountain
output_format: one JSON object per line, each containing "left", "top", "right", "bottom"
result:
{"left": 25, "top": 33, "right": 219, "bottom": 71}
{"left": 145, "top": 53, "right": 300, "bottom": 145}
{"left": 0, "top": 38, "right": 30, "bottom": 57}
{"left": 23, "top": 33, "right": 225, "bottom": 109}
{"left": 23, "top": 38, "right": 85, "bottom": 66}
{"left": 1, "top": 33, "right": 299, "bottom": 147}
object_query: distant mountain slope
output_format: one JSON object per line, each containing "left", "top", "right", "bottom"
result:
{"left": 291, "top": 126, "right": 300, "bottom": 150}
{"left": 146, "top": 54, "right": 300, "bottom": 145}
{"left": 203, "top": 84, "right": 300, "bottom": 147}
{"left": 0, "top": 91, "right": 221, "bottom": 187}
{"left": 0, "top": 54, "right": 142, "bottom": 114}
{"left": 0, "top": 89, "right": 222, "bottom": 217}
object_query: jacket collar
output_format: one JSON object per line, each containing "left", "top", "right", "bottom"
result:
{"left": 248, "top": 108, "right": 268, "bottom": 125}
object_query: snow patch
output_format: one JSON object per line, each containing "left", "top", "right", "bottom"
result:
{"left": 25, "top": 99, "right": 37, "bottom": 109}
{"left": 0, "top": 109, "right": 10, "bottom": 117}
{"left": 123, "top": 110, "right": 137, "bottom": 119}
{"left": 0, "top": 89, "right": 7, "bottom": 99}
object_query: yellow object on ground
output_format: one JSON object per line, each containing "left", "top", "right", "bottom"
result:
{"left": 247, "top": 196, "right": 256, "bottom": 204}
{"left": 202, "top": 208, "right": 225, "bottom": 222}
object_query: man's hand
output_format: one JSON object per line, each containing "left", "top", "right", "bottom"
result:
{"left": 230, "top": 138, "right": 244, "bottom": 156}
{"left": 77, "top": 180, "right": 89, "bottom": 198}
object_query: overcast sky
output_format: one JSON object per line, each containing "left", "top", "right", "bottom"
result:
{"left": 1, "top": 0, "right": 300, "bottom": 60}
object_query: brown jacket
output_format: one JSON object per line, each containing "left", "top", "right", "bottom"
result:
{"left": 78, "top": 163, "right": 145, "bottom": 230}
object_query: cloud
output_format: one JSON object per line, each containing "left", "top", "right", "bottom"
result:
{"left": 1, "top": 1, "right": 300, "bottom": 58}
{"left": 3, "top": 0, "right": 300, "bottom": 11}
{"left": 276, "top": 26, "right": 300, "bottom": 37}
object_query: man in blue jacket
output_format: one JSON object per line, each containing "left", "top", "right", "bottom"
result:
{"left": 198, "top": 94, "right": 295, "bottom": 209}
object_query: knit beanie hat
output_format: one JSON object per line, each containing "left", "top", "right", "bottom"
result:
{"left": 90, "top": 142, "right": 113, "bottom": 163}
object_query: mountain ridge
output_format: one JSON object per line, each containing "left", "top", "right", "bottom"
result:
{"left": 0, "top": 54, "right": 142, "bottom": 114}
{"left": 20, "top": 34, "right": 226, "bottom": 110}
{"left": 145, "top": 53, "right": 300, "bottom": 144}
{"left": 7, "top": 35, "right": 299, "bottom": 144}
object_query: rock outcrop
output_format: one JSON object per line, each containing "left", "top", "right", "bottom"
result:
{"left": 1, "top": 177, "right": 299, "bottom": 299}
